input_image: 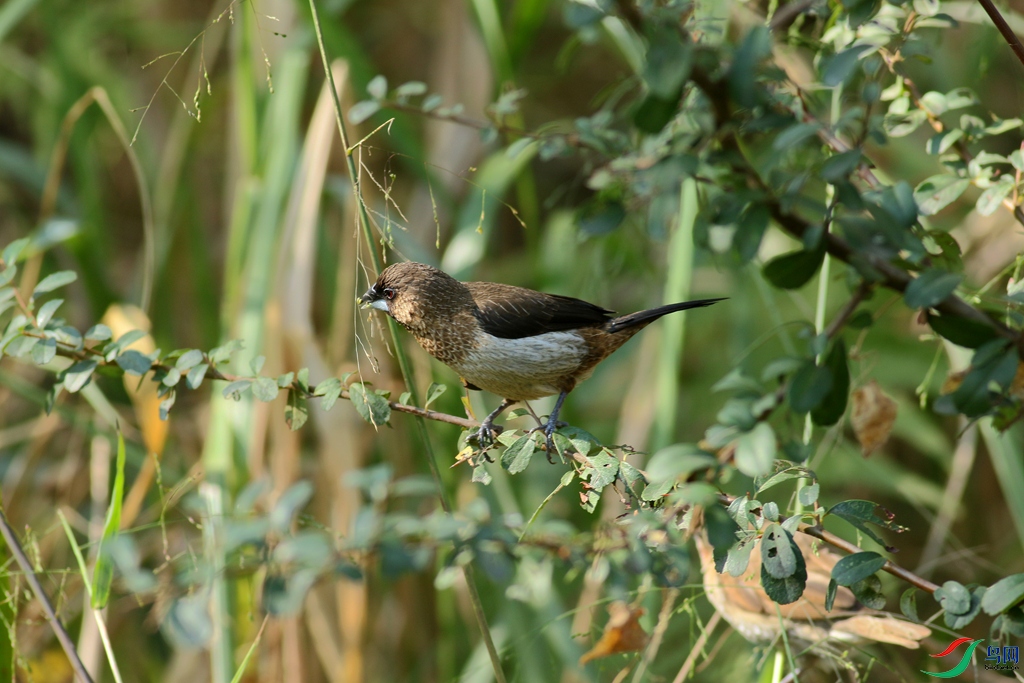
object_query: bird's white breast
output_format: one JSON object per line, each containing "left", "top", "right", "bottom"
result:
{"left": 450, "top": 330, "right": 587, "bottom": 400}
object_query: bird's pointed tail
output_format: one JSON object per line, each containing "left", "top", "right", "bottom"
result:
{"left": 607, "top": 298, "right": 725, "bottom": 333}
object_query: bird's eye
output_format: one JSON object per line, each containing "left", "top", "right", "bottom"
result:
{"left": 383, "top": 287, "right": 396, "bottom": 300}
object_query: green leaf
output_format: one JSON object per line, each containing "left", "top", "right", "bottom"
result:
{"left": 107, "top": 330, "right": 147, "bottom": 359}
{"left": 734, "top": 423, "right": 776, "bottom": 477}
{"left": 424, "top": 382, "right": 447, "bottom": 409}
{"left": 285, "top": 391, "right": 308, "bottom": 431}
{"left": 313, "top": 377, "right": 343, "bottom": 411}
{"left": 724, "top": 536, "right": 756, "bottom": 574}
{"left": 946, "top": 340, "right": 1018, "bottom": 416}
{"left": 763, "top": 245, "right": 826, "bottom": 290}
{"left": 85, "top": 324, "right": 112, "bottom": 342}
{"left": 250, "top": 355, "right": 266, "bottom": 374}
{"left": 901, "top": 587, "right": 920, "bottom": 621}
{"left": 760, "top": 527, "right": 807, "bottom": 604}
{"left": 32, "top": 270, "right": 77, "bottom": 296}
{"left": 252, "top": 377, "right": 279, "bottom": 402}
{"left": 981, "top": 573, "right": 1024, "bottom": 615}
{"left": 63, "top": 359, "right": 98, "bottom": 393}
{"left": 826, "top": 499, "right": 906, "bottom": 549}
{"left": 208, "top": 339, "right": 244, "bottom": 365}
{"left": 186, "top": 363, "right": 208, "bottom": 389}
{"left": 162, "top": 367, "right": 181, "bottom": 387}
{"left": 976, "top": 177, "right": 1015, "bottom": 216}
{"left": 914, "top": 174, "right": 970, "bottom": 215}
{"left": 831, "top": 551, "right": 887, "bottom": 586}
{"left": 646, "top": 445, "right": 717, "bottom": 486}
{"left": 161, "top": 593, "right": 213, "bottom": 648}
{"left": 31, "top": 337, "right": 56, "bottom": 365}
{"left": 270, "top": 480, "right": 314, "bottom": 531}
{"left": 811, "top": 338, "right": 849, "bottom": 426}
{"left": 35, "top": 299, "right": 62, "bottom": 328}
{"left": 754, "top": 465, "right": 816, "bottom": 494}
{"left": 935, "top": 580, "right": 971, "bottom": 615}
{"left": 4, "top": 335, "right": 37, "bottom": 358}
{"left": 772, "top": 123, "right": 820, "bottom": 152}
{"left": 2, "top": 237, "right": 31, "bottom": 266}
{"left": 926, "top": 311, "right": 1000, "bottom": 348}
{"left": 367, "top": 74, "right": 387, "bottom": 99}
{"left": 823, "top": 45, "right": 874, "bottom": 87}
{"left": 91, "top": 433, "right": 126, "bottom": 608}
{"left": 904, "top": 269, "right": 962, "bottom": 310}
{"left": 797, "top": 483, "right": 819, "bottom": 507}
{"left": 643, "top": 27, "right": 691, "bottom": 98}
{"left": 159, "top": 391, "right": 176, "bottom": 419}
{"left": 349, "top": 382, "right": 391, "bottom": 427}
{"left": 222, "top": 380, "right": 251, "bottom": 400}
{"left": 760, "top": 524, "right": 797, "bottom": 578}
{"left": 263, "top": 570, "right": 318, "bottom": 616}
{"left": 885, "top": 109, "right": 928, "bottom": 137}
{"left": 472, "top": 465, "right": 492, "bottom": 485}
{"left": 175, "top": 349, "right": 204, "bottom": 371}
{"left": 788, "top": 360, "right": 833, "bottom": 414}
{"left": 820, "top": 150, "right": 863, "bottom": 182}
{"left": 116, "top": 350, "right": 154, "bottom": 376}
{"left": 500, "top": 434, "right": 535, "bottom": 474}
{"left": 395, "top": 81, "right": 427, "bottom": 97}
{"left": 850, "top": 574, "right": 886, "bottom": 610}
{"left": 349, "top": 100, "right": 380, "bottom": 125}
{"left": 945, "top": 588, "right": 983, "bottom": 629}
{"left": 276, "top": 372, "right": 294, "bottom": 388}
{"left": 926, "top": 129, "right": 963, "bottom": 155}
{"left": 581, "top": 449, "right": 620, "bottom": 490}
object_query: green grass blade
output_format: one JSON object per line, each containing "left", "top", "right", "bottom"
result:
{"left": 58, "top": 510, "right": 125, "bottom": 683}
{"left": 90, "top": 432, "right": 125, "bottom": 609}
{"left": 229, "top": 615, "right": 268, "bottom": 683}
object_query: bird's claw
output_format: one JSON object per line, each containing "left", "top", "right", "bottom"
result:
{"left": 528, "top": 422, "right": 562, "bottom": 463}
{"left": 473, "top": 422, "right": 503, "bottom": 451}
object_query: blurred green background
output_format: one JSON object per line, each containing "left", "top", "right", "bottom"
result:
{"left": 1, "top": 0, "right": 1022, "bottom": 681}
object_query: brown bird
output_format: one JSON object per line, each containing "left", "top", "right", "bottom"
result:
{"left": 695, "top": 532, "right": 932, "bottom": 652}
{"left": 359, "top": 262, "right": 724, "bottom": 453}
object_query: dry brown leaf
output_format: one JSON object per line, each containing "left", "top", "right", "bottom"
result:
{"left": 851, "top": 380, "right": 897, "bottom": 457}
{"left": 941, "top": 369, "right": 966, "bottom": 395}
{"left": 578, "top": 601, "right": 647, "bottom": 665}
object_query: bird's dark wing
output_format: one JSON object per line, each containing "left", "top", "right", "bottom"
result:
{"left": 466, "top": 282, "right": 614, "bottom": 339}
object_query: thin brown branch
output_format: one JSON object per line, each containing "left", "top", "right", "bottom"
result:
{"left": 823, "top": 282, "right": 871, "bottom": 339}
{"left": 0, "top": 507, "right": 95, "bottom": 683}
{"left": 671, "top": 611, "right": 721, "bottom": 683}
{"left": 975, "top": 0, "right": 1024, "bottom": 70}
{"left": 798, "top": 524, "right": 941, "bottom": 594}
{"left": 717, "top": 494, "right": 941, "bottom": 595}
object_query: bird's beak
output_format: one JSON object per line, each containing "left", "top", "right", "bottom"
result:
{"left": 358, "top": 287, "right": 390, "bottom": 312}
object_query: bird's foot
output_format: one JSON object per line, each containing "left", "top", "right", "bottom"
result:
{"left": 528, "top": 420, "right": 564, "bottom": 463}
{"left": 473, "top": 421, "right": 504, "bottom": 459}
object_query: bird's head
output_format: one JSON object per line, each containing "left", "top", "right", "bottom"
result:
{"left": 359, "top": 262, "right": 473, "bottom": 330}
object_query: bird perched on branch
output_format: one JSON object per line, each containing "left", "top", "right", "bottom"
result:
{"left": 359, "top": 262, "right": 724, "bottom": 454}
{"left": 695, "top": 532, "right": 931, "bottom": 652}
